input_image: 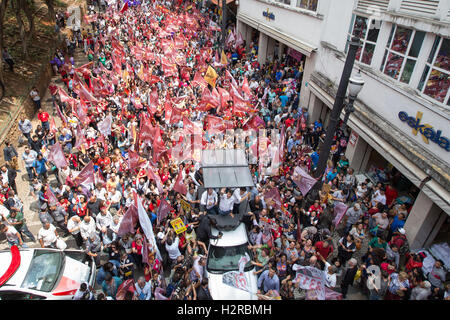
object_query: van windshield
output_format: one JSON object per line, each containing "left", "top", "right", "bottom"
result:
{"left": 207, "top": 244, "right": 253, "bottom": 273}
{"left": 21, "top": 251, "right": 63, "bottom": 292}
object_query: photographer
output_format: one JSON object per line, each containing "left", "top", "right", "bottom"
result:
{"left": 162, "top": 229, "right": 182, "bottom": 269}
{"left": 195, "top": 215, "right": 222, "bottom": 248}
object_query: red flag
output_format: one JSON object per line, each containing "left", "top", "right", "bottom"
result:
{"left": 120, "top": 1, "right": 129, "bottom": 14}
{"left": 118, "top": 205, "right": 139, "bottom": 236}
{"left": 243, "top": 115, "right": 266, "bottom": 131}
{"left": 241, "top": 77, "right": 253, "bottom": 99}
{"left": 152, "top": 127, "right": 166, "bottom": 162}
{"left": 173, "top": 170, "right": 187, "bottom": 195}
{"left": 235, "top": 31, "right": 244, "bottom": 49}
{"left": 192, "top": 71, "right": 208, "bottom": 90}
{"left": 263, "top": 187, "right": 283, "bottom": 211}
{"left": 217, "top": 87, "right": 231, "bottom": 112}
{"left": 198, "top": 87, "right": 219, "bottom": 111}
{"left": 45, "top": 185, "right": 60, "bottom": 207}
{"left": 170, "top": 105, "right": 183, "bottom": 124}
{"left": 292, "top": 166, "right": 317, "bottom": 196}
{"left": 128, "top": 150, "right": 146, "bottom": 170}
{"left": 205, "top": 114, "right": 225, "bottom": 134}
{"left": 225, "top": 70, "right": 238, "bottom": 88}
{"left": 147, "top": 166, "right": 164, "bottom": 194}
{"left": 73, "top": 161, "right": 95, "bottom": 186}
{"left": 156, "top": 198, "right": 174, "bottom": 225}
{"left": 48, "top": 142, "right": 68, "bottom": 169}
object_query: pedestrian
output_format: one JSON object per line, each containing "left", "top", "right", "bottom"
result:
{"left": 3, "top": 141, "right": 19, "bottom": 171}
{"left": 37, "top": 221, "right": 59, "bottom": 248}
{"left": 22, "top": 146, "right": 37, "bottom": 181}
{"left": 18, "top": 116, "right": 33, "bottom": 145}
{"left": 37, "top": 108, "right": 50, "bottom": 132}
{"left": 29, "top": 87, "right": 41, "bottom": 110}
{"left": 32, "top": 153, "right": 48, "bottom": 184}
{"left": 0, "top": 163, "right": 17, "bottom": 193}
{"left": 340, "top": 258, "right": 358, "bottom": 299}
{"left": 0, "top": 223, "right": 27, "bottom": 248}
{"left": 67, "top": 215, "right": 83, "bottom": 247}
{"left": 134, "top": 276, "right": 152, "bottom": 300}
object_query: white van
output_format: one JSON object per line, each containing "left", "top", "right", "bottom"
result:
{"left": 206, "top": 223, "right": 258, "bottom": 300}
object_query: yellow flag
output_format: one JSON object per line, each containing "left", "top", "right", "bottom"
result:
{"left": 221, "top": 50, "right": 228, "bottom": 65}
{"left": 204, "top": 65, "right": 218, "bottom": 88}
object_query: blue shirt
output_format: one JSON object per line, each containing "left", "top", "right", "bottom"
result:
{"left": 257, "top": 270, "right": 279, "bottom": 293}
{"left": 311, "top": 152, "right": 319, "bottom": 167}
{"left": 33, "top": 158, "right": 47, "bottom": 174}
{"left": 390, "top": 216, "right": 405, "bottom": 233}
{"left": 275, "top": 71, "right": 283, "bottom": 82}
{"left": 279, "top": 95, "right": 289, "bottom": 107}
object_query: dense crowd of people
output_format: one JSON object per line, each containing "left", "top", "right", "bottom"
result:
{"left": 0, "top": 0, "right": 448, "bottom": 301}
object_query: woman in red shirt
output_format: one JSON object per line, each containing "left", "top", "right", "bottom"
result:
{"left": 131, "top": 235, "right": 144, "bottom": 270}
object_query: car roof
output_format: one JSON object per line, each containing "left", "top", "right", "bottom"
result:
{"left": 0, "top": 249, "right": 34, "bottom": 287}
{"left": 211, "top": 223, "right": 249, "bottom": 247}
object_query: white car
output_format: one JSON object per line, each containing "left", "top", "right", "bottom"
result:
{"left": 206, "top": 223, "right": 258, "bottom": 300}
{"left": 0, "top": 246, "right": 96, "bottom": 300}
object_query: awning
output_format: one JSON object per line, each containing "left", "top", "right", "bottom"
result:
{"left": 308, "top": 79, "right": 450, "bottom": 216}
{"left": 237, "top": 12, "right": 317, "bottom": 57}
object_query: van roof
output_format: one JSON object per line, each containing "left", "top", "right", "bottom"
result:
{"left": 210, "top": 223, "right": 249, "bottom": 247}
{"left": 201, "top": 149, "right": 254, "bottom": 189}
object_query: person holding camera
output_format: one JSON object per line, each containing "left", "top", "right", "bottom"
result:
{"left": 162, "top": 229, "right": 182, "bottom": 269}
{"left": 195, "top": 215, "right": 222, "bottom": 248}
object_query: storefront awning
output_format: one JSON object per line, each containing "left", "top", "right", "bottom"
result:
{"left": 237, "top": 12, "right": 317, "bottom": 57}
{"left": 308, "top": 79, "right": 450, "bottom": 216}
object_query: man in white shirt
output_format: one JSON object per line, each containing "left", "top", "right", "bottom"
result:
{"left": 163, "top": 230, "right": 181, "bottom": 267}
{"left": 0, "top": 223, "right": 25, "bottom": 247}
{"left": 232, "top": 187, "right": 251, "bottom": 215}
{"left": 219, "top": 188, "right": 235, "bottom": 217}
{"left": 200, "top": 188, "right": 218, "bottom": 215}
{"left": 80, "top": 216, "right": 97, "bottom": 243}
{"left": 22, "top": 147, "right": 38, "bottom": 181}
{"left": 134, "top": 276, "right": 152, "bottom": 300}
{"left": 67, "top": 215, "right": 83, "bottom": 247}
{"left": 96, "top": 206, "right": 113, "bottom": 231}
{"left": 371, "top": 189, "right": 387, "bottom": 207}
{"left": 38, "top": 221, "right": 58, "bottom": 248}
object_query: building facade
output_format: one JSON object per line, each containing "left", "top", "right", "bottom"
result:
{"left": 236, "top": 0, "right": 450, "bottom": 250}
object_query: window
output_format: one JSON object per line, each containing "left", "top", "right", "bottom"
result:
{"left": 347, "top": 15, "right": 382, "bottom": 66}
{"left": 207, "top": 244, "right": 254, "bottom": 272}
{"left": 275, "top": 0, "right": 291, "bottom": 4}
{"left": 380, "top": 25, "right": 425, "bottom": 84}
{"left": 21, "top": 251, "right": 62, "bottom": 292}
{"left": 418, "top": 37, "right": 450, "bottom": 105}
{"left": 296, "top": 0, "right": 318, "bottom": 11}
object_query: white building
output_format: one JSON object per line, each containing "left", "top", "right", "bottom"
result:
{"left": 237, "top": 0, "right": 450, "bottom": 251}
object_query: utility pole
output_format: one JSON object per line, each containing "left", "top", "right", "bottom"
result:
{"left": 305, "top": 36, "right": 361, "bottom": 205}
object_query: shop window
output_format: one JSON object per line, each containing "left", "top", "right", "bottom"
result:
{"left": 346, "top": 15, "right": 382, "bottom": 66}
{"left": 380, "top": 25, "right": 425, "bottom": 84}
{"left": 418, "top": 37, "right": 450, "bottom": 105}
{"left": 296, "top": 0, "right": 318, "bottom": 11}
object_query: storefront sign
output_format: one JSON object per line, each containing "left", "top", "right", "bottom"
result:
{"left": 287, "top": 48, "right": 303, "bottom": 61}
{"left": 398, "top": 111, "right": 450, "bottom": 152}
{"left": 170, "top": 218, "right": 187, "bottom": 234}
{"left": 263, "top": 8, "right": 275, "bottom": 21}
{"left": 349, "top": 131, "right": 358, "bottom": 147}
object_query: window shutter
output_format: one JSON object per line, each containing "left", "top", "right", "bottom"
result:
{"left": 399, "top": 0, "right": 440, "bottom": 16}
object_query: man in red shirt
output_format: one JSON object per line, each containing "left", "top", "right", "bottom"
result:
{"left": 315, "top": 240, "right": 334, "bottom": 263}
{"left": 48, "top": 82, "right": 58, "bottom": 115}
{"left": 37, "top": 108, "right": 50, "bottom": 132}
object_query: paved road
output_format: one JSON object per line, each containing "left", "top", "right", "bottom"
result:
{"left": 0, "top": 47, "right": 90, "bottom": 252}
